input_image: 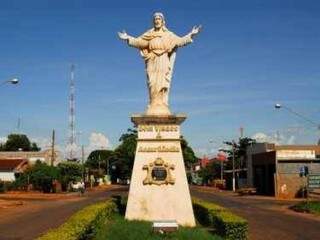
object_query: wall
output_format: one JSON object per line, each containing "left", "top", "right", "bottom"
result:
{"left": 276, "top": 161, "right": 320, "bottom": 199}
{"left": 0, "top": 172, "right": 15, "bottom": 181}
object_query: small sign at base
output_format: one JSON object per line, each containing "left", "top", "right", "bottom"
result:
{"left": 153, "top": 220, "right": 178, "bottom": 233}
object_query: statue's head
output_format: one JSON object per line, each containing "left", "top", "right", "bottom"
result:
{"left": 153, "top": 12, "right": 165, "bottom": 30}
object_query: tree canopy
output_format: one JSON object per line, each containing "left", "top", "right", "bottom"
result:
{"left": 86, "top": 149, "right": 114, "bottom": 170}
{"left": 222, "top": 137, "right": 256, "bottom": 169}
{"left": 85, "top": 128, "right": 197, "bottom": 181}
{"left": 0, "top": 134, "right": 40, "bottom": 152}
{"left": 180, "top": 136, "right": 197, "bottom": 168}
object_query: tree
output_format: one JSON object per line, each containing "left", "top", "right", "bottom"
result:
{"left": 222, "top": 137, "right": 256, "bottom": 170}
{"left": 2, "top": 134, "right": 40, "bottom": 152}
{"left": 198, "top": 161, "right": 221, "bottom": 185}
{"left": 221, "top": 137, "right": 256, "bottom": 189}
{"left": 180, "top": 136, "right": 197, "bottom": 168}
{"left": 86, "top": 150, "right": 113, "bottom": 171}
{"left": 16, "top": 161, "right": 60, "bottom": 193}
{"left": 57, "top": 162, "right": 83, "bottom": 191}
{"left": 31, "top": 142, "right": 41, "bottom": 151}
{"left": 111, "top": 128, "right": 137, "bottom": 181}
{"left": 105, "top": 129, "right": 198, "bottom": 182}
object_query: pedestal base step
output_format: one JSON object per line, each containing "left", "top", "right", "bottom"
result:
{"left": 152, "top": 220, "right": 178, "bottom": 233}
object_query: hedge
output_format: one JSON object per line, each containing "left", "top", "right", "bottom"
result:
{"left": 291, "top": 201, "right": 320, "bottom": 215}
{"left": 37, "top": 199, "right": 117, "bottom": 240}
{"left": 192, "top": 198, "right": 248, "bottom": 240}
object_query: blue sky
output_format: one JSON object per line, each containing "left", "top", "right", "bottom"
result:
{"left": 0, "top": 0, "right": 320, "bottom": 157}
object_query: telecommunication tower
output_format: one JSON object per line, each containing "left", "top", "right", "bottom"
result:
{"left": 68, "top": 64, "right": 76, "bottom": 160}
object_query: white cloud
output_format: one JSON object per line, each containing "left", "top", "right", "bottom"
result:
{"left": 86, "top": 132, "right": 111, "bottom": 155}
{"left": 30, "top": 137, "right": 51, "bottom": 150}
{"left": 0, "top": 137, "right": 7, "bottom": 144}
{"left": 65, "top": 143, "right": 81, "bottom": 159}
{"left": 251, "top": 132, "right": 296, "bottom": 145}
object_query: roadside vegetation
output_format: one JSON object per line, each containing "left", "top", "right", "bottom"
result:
{"left": 37, "top": 196, "right": 247, "bottom": 240}
{"left": 291, "top": 201, "right": 320, "bottom": 215}
{"left": 94, "top": 215, "right": 221, "bottom": 240}
{"left": 193, "top": 198, "right": 248, "bottom": 240}
{"left": 2, "top": 161, "right": 83, "bottom": 193}
{"left": 37, "top": 199, "right": 117, "bottom": 240}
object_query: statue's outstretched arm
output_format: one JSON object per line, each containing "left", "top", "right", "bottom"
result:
{"left": 176, "top": 25, "right": 202, "bottom": 47}
{"left": 118, "top": 30, "right": 148, "bottom": 49}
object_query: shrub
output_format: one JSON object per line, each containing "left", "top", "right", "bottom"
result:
{"left": 291, "top": 201, "right": 320, "bottom": 215}
{"left": 193, "top": 198, "right": 248, "bottom": 240}
{"left": 0, "top": 180, "right": 5, "bottom": 193}
{"left": 37, "top": 199, "right": 117, "bottom": 240}
{"left": 57, "top": 162, "right": 83, "bottom": 191}
{"left": 28, "top": 162, "right": 59, "bottom": 193}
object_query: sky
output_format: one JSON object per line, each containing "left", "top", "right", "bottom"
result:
{"left": 0, "top": 0, "right": 320, "bottom": 157}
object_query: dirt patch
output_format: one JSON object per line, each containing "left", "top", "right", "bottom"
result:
{"left": 0, "top": 199, "right": 24, "bottom": 209}
{"left": 0, "top": 185, "right": 114, "bottom": 201}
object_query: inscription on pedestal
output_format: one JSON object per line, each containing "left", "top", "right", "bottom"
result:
{"left": 138, "top": 146, "right": 180, "bottom": 152}
{"left": 138, "top": 124, "right": 180, "bottom": 140}
{"left": 138, "top": 125, "right": 178, "bottom": 132}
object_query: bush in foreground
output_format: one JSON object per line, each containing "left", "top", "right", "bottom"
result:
{"left": 193, "top": 198, "right": 248, "bottom": 240}
{"left": 37, "top": 200, "right": 117, "bottom": 240}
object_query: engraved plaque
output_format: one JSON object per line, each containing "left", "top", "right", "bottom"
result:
{"left": 152, "top": 167, "right": 167, "bottom": 181}
{"left": 143, "top": 158, "right": 175, "bottom": 185}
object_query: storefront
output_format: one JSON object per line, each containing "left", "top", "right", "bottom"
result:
{"left": 247, "top": 143, "right": 320, "bottom": 198}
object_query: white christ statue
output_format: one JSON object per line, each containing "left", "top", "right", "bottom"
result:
{"left": 118, "top": 12, "right": 201, "bottom": 115}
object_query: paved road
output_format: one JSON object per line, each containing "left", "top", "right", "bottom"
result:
{"left": 0, "top": 186, "right": 128, "bottom": 240}
{"left": 191, "top": 186, "right": 320, "bottom": 240}
{"left": 1, "top": 186, "right": 320, "bottom": 240}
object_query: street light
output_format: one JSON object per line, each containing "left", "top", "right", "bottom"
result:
{"left": 1, "top": 78, "right": 19, "bottom": 86}
{"left": 274, "top": 103, "right": 320, "bottom": 130}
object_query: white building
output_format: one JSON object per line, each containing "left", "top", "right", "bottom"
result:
{"left": 0, "top": 159, "right": 29, "bottom": 181}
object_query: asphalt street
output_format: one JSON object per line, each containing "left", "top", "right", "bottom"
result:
{"left": 191, "top": 186, "right": 320, "bottom": 240}
{"left": 1, "top": 186, "right": 320, "bottom": 240}
{"left": 0, "top": 186, "right": 128, "bottom": 240}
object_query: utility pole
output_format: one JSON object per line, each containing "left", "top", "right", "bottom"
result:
{"left": 240, "top": 126, "right": 244, "bottom": 138}
{"left": 81, "top": 145, "right": 85, "bottom": 181}
{"left": 232, "top": 140, "right": 236, "bottom": 192}
{"left": 220, "top": 157, "right": 223, "bottom": 181}
{"left": 98, "top": 154, "right": 101, "bottom": 172}
{"left": 51, "top": 129, "right": 55, "bottom": 166}
{"left": 81, "top": 145, "right": 85, "bottom": 164}
{"left": 17, "top": 117, "right": 21, "bottom": 134}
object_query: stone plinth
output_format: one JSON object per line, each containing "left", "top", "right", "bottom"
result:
{"left": 125, "top": 114, "right": 195, "bottom": 226}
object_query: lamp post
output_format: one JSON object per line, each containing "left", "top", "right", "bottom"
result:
{"left": 275, "top": 103, "right": 320, "bottom": 144}
{"left": 231, "top": 140, "right": 236, "bottom": 192}
{"left": 275, "top": 103, "right": 320, "bottom": 179}
{"left": 1, "top": 78, "right": 19, "bottom": 86}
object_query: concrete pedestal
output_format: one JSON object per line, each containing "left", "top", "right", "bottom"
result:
{"left": 125, "top": 114, "right": 195, "bottom": 226}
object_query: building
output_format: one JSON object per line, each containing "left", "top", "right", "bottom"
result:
{"left": 247, "top": 143, "right": 320, "bottom": 198}
{"left": 0, "top": 149, "right": 61, "bottom": 166}
{"left": 0, "top": 158, "right": 29, "bottom": 181}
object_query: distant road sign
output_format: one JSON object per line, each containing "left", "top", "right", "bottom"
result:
{"left": 308, "top": 175, "right": 320, "bottom": 189}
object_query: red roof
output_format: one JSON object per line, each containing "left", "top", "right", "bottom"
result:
{"left": 0, "top": 159, "right": 28, "bottom": 172}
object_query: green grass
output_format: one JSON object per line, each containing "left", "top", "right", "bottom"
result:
{"left": 291, "top": 201, "right": 320, "bottom": 215}
{"left": 94, "top": 214, "right": 222, "bottom": 240}
{"left": 37, "top": 200, "right": 117, "bottom": 240}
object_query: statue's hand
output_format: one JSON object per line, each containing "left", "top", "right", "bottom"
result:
{"left": 118, "top": 30, "right": 130, "bottom": 40}
{"left": 190, "top": 25, "right": 202, "bottom": 37}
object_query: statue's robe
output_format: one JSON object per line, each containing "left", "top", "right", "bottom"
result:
{"left": 128, "top": 27, "right": 192, "bottom": 113}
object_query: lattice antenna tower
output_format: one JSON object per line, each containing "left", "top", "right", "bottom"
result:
{"left": 68, "top": 64, "right": 76, "bottom": 160}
